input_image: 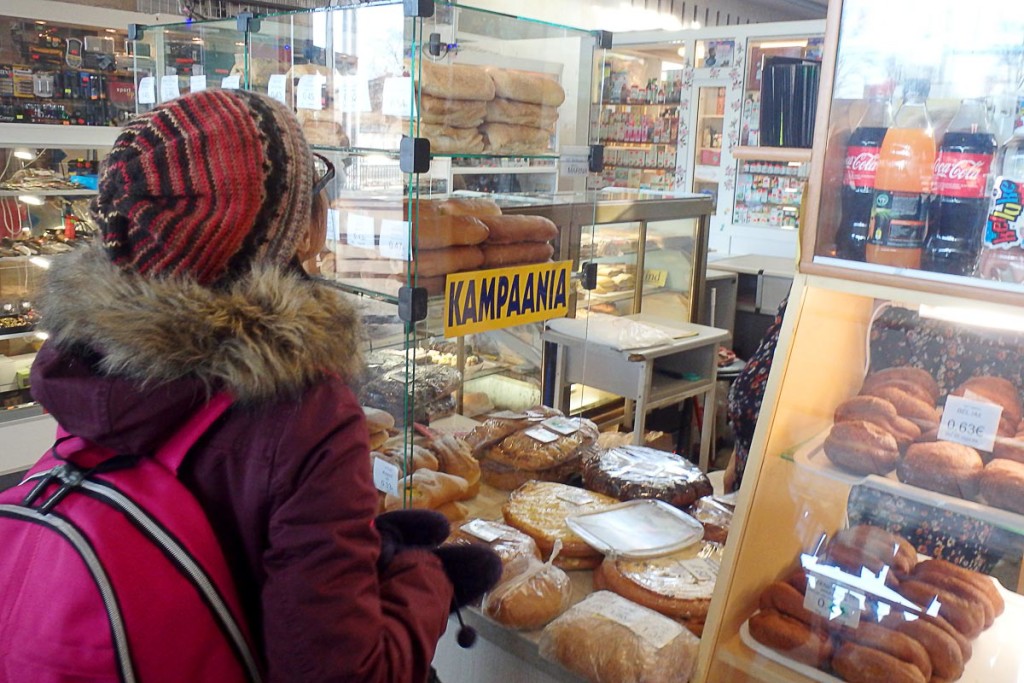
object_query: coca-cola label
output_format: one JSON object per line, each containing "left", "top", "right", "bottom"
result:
{"left": 933, "top": 152, "right": 993, "bottom": 198}
{"left": 843, "top": 146, "right": 880, "bottom": 188}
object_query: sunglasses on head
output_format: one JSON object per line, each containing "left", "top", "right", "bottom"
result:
{"left": 312, "top": 152, "right": 335, "bottom": 196}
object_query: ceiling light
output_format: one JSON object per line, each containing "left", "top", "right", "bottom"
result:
{"left": 17, "top": 195, "right": 45, "bottom": 206}
{"left": 13, "top": 148, "right": 34, "bottom": 161}
{"left": 919, "top": 303, "right": 1024, "bottom": 333}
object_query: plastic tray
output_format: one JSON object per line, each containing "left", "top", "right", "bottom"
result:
{"left": 565, "top": 498, "right": 705, "bottom": 558}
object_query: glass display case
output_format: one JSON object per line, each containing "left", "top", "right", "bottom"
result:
{"left": 805, "top": 0, "right": 1024, "bottom": 301}
{"left": 698, "top": 1, "right": 1024, "bottom": 681}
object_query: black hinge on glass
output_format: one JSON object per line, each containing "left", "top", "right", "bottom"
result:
{"left": 428, "top": 33, "right": 442, "bottom": 57}
{"left": 399, "top": 286, "right": 429, "bottom": 323}
{"left": 236, "top": 12, "right": 260, "bottom": 34}
{"left": 589, "top": 144, "right": 605, "bottom": 173}
{"left": 127, "top": 24, "right": 144, "bottom": 41}
{"left": 400, "top": 137, "right": 431, "bottom": 174}
{"left": 597, "top": 31, "right": 613, "bottom": 49}
{"left": 580, "top": 262, "right": 598, "bottom": 290}
{"left": 404, "top": 0, "right": 435, "bottom": 18}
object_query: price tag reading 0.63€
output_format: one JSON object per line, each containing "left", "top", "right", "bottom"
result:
{"left": 802, "top": 576, "right": 862, "bottom": 628}
{"left": 937, "top": 394, "right": 1002, "bottom": 452}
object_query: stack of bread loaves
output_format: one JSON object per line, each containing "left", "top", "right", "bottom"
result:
{"left": 380, "top": 435, "right": 481, "bottom": 523}
{"left": 414, "top": 60, "right": 493, "bottom": 153}
{"left": 482, "top": 68, "right": 565, "bottom": 154}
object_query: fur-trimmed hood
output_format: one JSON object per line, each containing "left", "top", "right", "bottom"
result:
{"left": 36, "top": 243, "right": 364, "bottom": 404}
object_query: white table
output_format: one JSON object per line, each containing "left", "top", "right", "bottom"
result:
{"left": 543, "top": 314, "right": 729, "bottom": 471}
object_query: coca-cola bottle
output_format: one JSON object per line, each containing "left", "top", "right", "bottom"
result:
{"left": 922, "top": 98, "right": 997, "bottom": 275}
{"left": 835, "top": 90, "right": 892, "bottom": 261}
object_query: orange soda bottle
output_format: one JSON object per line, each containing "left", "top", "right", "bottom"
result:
{"left": 865, "top": 81, "right": 935, "bottom": 269}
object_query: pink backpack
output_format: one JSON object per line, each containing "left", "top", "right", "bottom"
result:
{"left": 0, "top": 394, "right": 262, "bottom": 683}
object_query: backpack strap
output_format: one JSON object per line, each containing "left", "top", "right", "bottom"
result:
{"left": 154, "top": 393, "right": 233, "bottom": 474}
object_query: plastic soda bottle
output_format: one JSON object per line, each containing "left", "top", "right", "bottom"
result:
{"left": 865, "top": 81, "right": 935, "bottom": 269}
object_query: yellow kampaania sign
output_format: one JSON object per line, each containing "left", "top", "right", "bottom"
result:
{"left": 444, "top": 261, "right": 571, "bottom": 337}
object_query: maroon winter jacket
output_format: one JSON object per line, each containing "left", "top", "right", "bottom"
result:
{"left": 30, "top": 245, "right": 453, "bottom": 682}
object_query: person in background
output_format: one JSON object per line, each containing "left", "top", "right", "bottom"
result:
{"left": 28, "top": 89, "right": 498, "bottom": 682}
{"left": 723, "top": 297, "right": 788, "bottom": 492}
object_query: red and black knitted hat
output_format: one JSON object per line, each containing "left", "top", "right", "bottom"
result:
{"left": 92, "top": 88, "right": 314, "bottom": 285}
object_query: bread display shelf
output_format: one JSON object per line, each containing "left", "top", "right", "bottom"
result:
{"left": 738, "top": 581, "right": 1024, "bottom": 683}
{"left": 789, "top": 429, "right": 1024, "bottom": 533}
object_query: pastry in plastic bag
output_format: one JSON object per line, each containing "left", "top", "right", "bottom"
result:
{"left": 447, "top": 518, "right": 543, "bottom": 581}
{"left": 582, "top": 445, "right": 713, "bottom": 509}
{"left": 538, "top": 591, "right": 700, "bottom": 683}
{"left": 482, "top": 541, "right": 572, "bottom": 630}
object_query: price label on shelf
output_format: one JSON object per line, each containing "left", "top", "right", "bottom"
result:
{"left": 378, "top": 220, "right": 410, "bottom": 260}
{"left": 160, "top": 75, "right": 180, "bottom": 101}
{"left": 803, "top": 576, "right": 862, "bottom": 628}
{"left": 325, "top": 209, "right": 340, "bottom": 242}
{"left": 346, "top": 213, "right": 375, "bottom": 249}
{"left": 296, "top": 74, "right": 324, "bottom": 110}
{"left": 372, "top": 456, "right": 401, "bottom": 496}
{"left": 644, "top": 269, "right": 668, "bottom": 287}
{"left": 938, "top": 395, "right": 1001, "bottom": 451}
{"left": 189, "top": 74, "right": 207, "bottom": 93}
{"left": 267, "top": 74, "right": 287, "bottom": 104}
{"left": 559, "top": 145, "right": 589, "bottom": 178}
{"left": 221, "top": 74, "right": 240, "bottom": 90}
{"left": 335, "top": 75, "right": 371, "bottom": 113}
{"left": 137, "top": 76, "right": 156, "bottom": 104}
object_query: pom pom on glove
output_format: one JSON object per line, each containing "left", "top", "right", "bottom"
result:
{"left": 374, "top": 509, "right": 502, "bottom": 608}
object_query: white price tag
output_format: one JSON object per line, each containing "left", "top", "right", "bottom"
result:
{"left": 335, "top": 74, "right": 371, "bottom": 113}
{"left": 675, "top": 558, "right": 719, "bottom": 583}
{"left": 938, "top": 395, "right": 1001, "bottom": 451}
{"left": 372, "top": 456, "right": 401, "bottom": 496}
{"left": 542, "top": 416, "right": 580, "bottom": 435}
{"left": 189, "top": 74, "right": 207, "bottom": 93}
{"left": 221, "top": 74, "right": 240, "bottom": 90}
{"left": 559, "top": 144, "right": 590, "bottom": 178}
{"left": 267, "top": 73, "right": 287, "bottom": 103}
{"left": 137, "top": 76, "right": 156, "bottom": 104}
{"left": 296, "top": 74, "right": 324, "bottom": 110}
{"left": 326, "top": 209, "right": 340, "bottom": 242}
{"left": 525, "top": 426, "right": 559, "bottom": 443}
{"left": 555, "top": 487, "right": 595, "bottom": 506}
{"left": 462, "top": 519, "right": 505, "bottom": 543}
{"left": 378, "top": 219, "right": 410, "bottom": 260}
{"left": 803, "top": 576, "right": 862, "bottom": 627}
{"left": 347, "top": 213, "right": 376, "bottom": 249}
{"left": 381, "top": 76, "right": 414, "bottom": 117}
{"left": 160, "top": 75, "right": 180, "bottom": 101}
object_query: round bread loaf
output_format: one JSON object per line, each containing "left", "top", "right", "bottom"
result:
{"left": 861, "top": 367, "right": 940, "bottom": 403}
{"left": 877, "top": 612, "right": 964, "bottom": 681}
{"left": 897, "top": 579, "right": 985, "bottom": 639}
{"left": 835, "top": 621, "right": 932, "bottom": 682}
{"left": 595, "top": 552, "right": 716, "bottom": 621}
{"left": 483, "top": 563, "right": 572, "bottom": 630}
{"left": 912, "top": 558, "right": 1004, "bottom": 616}
{"left": 448, "top": 518, "right": 543, "bottom": 582}
{"left": 952, "top": 375, "right": 1022, "bottom": 424}
{"left": 833, "top": 395, "right": 921, "bottom": 451}
{"left": 501, "top": 481, "right": 617, "bottom": 559}
{"left": 829, "top": 524, "right": 918, "bottom": 576}
{"left": 582, "top": 445, "right": 713, "bottom": 509}
{"left": 979, "top": 458, "right": 1024, "bottom": 514}
{"left": 823, "top": 420, "right": 900, "bottom": 475}
{"left": 897, "top": 442, "right": 983, "bottom": 499}
{"left": 864, "top": 385, "right": 938, "bottom": 424}
{"left": 363, "top": 405, "right": 396, "bottom": 432}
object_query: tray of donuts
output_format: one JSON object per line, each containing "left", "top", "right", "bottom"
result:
{"left": 740, "top": 525, "right": 1020, "bottom": 683}
{"left": 794, "top": 366, "right": 1024, "bottom": 522}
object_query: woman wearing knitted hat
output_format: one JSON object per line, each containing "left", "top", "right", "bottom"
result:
{"left": 27, "top": 89, "right": 499, "bottom": 681}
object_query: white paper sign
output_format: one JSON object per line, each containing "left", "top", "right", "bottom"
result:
{"left": 381, "top": 76, "right": 414, "bottom": 117}
{"left": 372, "top": 456, "right": 400, "bottom": 496}
{"left": 326, "top": 209, "right": 340, "bottom": 242}
{"left": 296, "top": 74, "right": 324, "bottom": 110}
{"left": 938, "top": 395, "right": 1001, "bottom": 451}
{"left": 347, "top": 213, "right": 375, "bottom": 249}
{"left": 542, "top": 416, "right": 579, "bottom": 435}
{"left": 137, "top": 76, "right": 156, "bottom": 104}
{"left": 189, "top": 74, "right": 207, "bottom": 93}
{"left": 525, "top": 426, "right": 559, "bottom": 443}
{"left": 159, "top": 75, "right": 180, "bottom": 101}
{"left": 378, "top": 219, "right": 410, "bottom": 260}
{"left": 335, "top": 75, "right": 371, "bottom": 113}
{"left": 559, "top": 144, "right": 589, "bottom": 177}
{"left": 267, "top": 74, "right": 287, "bottom": 103}
{"left": 462, "top": 519, "right": 505, "bottom": 543}
{"left": 803, "top": 576, "right": 862, "bottom": 627}
{"left": 221, "top": 74, "right": 240, "bottom": 90}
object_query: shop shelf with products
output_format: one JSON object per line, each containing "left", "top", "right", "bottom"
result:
{"left": 696, "top": 1, "right": 1024, "bottom": 682}
{"left": 732, "top": 158, "right": 809, "bottom": 229}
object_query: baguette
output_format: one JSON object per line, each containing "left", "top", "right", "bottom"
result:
{"left": 410, "top": 245, "right": 485, "bottom": 277}
{"left": 486, "top": 68, "right": 565, "bottom": 106}
{"left": 485, "top": 97, "right": 558, "bottom": 128}
{"left": 897, "top": 579, "right": 985, "bottom": 638}
{"left": 481, "top": 122, "right": 552, "bottom": 154}
{"left": 413, "top": 215, "right": 489, "bottom": 249}
{"left": 417, "top": 96, "right": 487, "bottom": 127}
{"left": 479, "top": 214, "right": 559, "bottom": 244}
{"left": 912, "top": 558, "right": 1004, "bottom": 616}
{"left": 418, "top": 122, "right": 485, "bottom": 154}
{"left": 437, "top": 197, "right": 503, "bottom": 217}
{"left": 831, "top": 642, "right": 927, "bottom": 683}
{"left": 748, "top": 609, "right": 832, "bottom": 669}
{"left": 383, "top": 469, "right": 470, "bottom": 511}
{"left": 419, "top": 60, "right": 495, "bottom": 101}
